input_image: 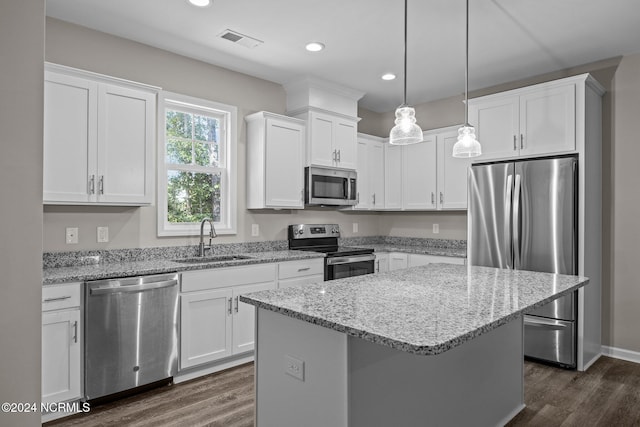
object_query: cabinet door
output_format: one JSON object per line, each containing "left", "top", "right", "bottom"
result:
{"left": 519, "top": 84, "right": 576, "bottom": 156}
{"left": 232, "top": 281, "right": 276, "bottom": 355}
{"left": 403, "top": 136, "right": 437, "bottom": 210}
{"left": 97, "top": 84, "right": 154, "bottom": 204}
{"left": 437, "top": 130, "right": 472, "bottom": 210}
{"left": 469, "top": 95, "right": 520, "bottom": 161}
{"left": 42, "top": 309, "right": 81, "bottom": 404}
{"left": 369, "top": 141, "right": 385, "bottom": 209}
{"left": 375, "top": 253, "right": 389, "bottom": 273}
{"left": 384, "top": 144, "right": 403, "bottom": 209}
{"left": 355, "top": 139, "right": 371, "bottom": 209}
{"left": 43, "top": 72, "right": 97, "bottom": 203}
{"left": 265, "top": 118, "right": 305, "bottom": 208}
{"left": 180, "top": 288, "right": 233, "bottom": 369}
{"left": 334, "top": 119, "right": 357, "bottom": 169}
{"left": 388, "top": 252, "right": 408, "bottom": 271}
{"left": 308, "top": 111, "right": 335, "bottom": 167}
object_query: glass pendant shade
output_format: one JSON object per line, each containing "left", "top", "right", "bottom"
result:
{"left": 389, "top": 106, "right": 423, "bottom": 145}
{"left": 452, "top": 125, "right": 481, "bottom": 157}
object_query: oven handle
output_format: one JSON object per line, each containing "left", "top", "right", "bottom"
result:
{"left": 326, "top": 254, "right": 376, "bottom": 265}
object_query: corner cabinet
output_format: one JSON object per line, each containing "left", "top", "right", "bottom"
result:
{"left": 246, "top": 112, "right": 306, "bottom": 209}
{"left": 469, "top": 76, "right": 579, "bottom": 161}
{"left": 290, "top": 108, "right": 359, "bottom": 170}
{"left": 43, "top": 63, "right": 157, "bottom": 205}
{"left": 42, "top": 283, "right": 82, "bottom": 405}
{"left": 355, "top": 134, "right": 385, "bottom": 210}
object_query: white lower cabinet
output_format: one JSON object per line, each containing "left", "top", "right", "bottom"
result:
{"left": 180, "top": 264, "right": 277, "bottom": 370}
{"left": 388, "top": 253, "right": 409, "bottom": 271}
{"left": 42, "top": 283, "right": 82, "bottom": 405}
{"left": 278, "top": 259, "right": 324, "bottom": 288}
{"left": 375, "top": 253, "right": 389, "bottom": 273}
{"left": 408, "top": 253, "right": 466, "bottom": 267}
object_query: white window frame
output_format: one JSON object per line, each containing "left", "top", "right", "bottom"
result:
{"left": 157, "top": 91, "right": 237, "bottom": 236}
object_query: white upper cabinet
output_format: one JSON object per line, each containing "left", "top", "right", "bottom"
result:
{"left": 384, "top": 143, "right": 403, "bottom": 209}
{"left": 469, "top": 78, "right": 577, "bottom": 161}
{"left": 355, "top": 134, "right": 384, "bottom": 210}
{"left": 297, "top": 109, "right": 358, "bottom": 170}
{"left": 403, "top": 135, "right": 437, "bottom": 210}
{"left": 246, "top": 112, "right": 305, "bottom": 209}
{"left": 43, "top": 64, "right": 157, "bottom": 205}
{"left": 436, "top": 128, "right": 472, "bottom": 210}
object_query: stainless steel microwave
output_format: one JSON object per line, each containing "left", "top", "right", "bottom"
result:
{"left": 304, "top": 166, "right": 357, "bottom": 206}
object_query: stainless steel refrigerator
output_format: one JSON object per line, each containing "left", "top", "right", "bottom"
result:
{"left": 468, "top": 155, "right": 578, "bottom": 368}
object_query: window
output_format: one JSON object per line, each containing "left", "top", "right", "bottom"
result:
{"left": 158, "top": 92, "right": 237, "bottom": 236}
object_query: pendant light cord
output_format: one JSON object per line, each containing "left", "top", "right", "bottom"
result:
{"left": 464, "top": 0, "right": 469, "bottom": 126}
{"left": 403, "top": 0, "right": 408, "bottom": 106}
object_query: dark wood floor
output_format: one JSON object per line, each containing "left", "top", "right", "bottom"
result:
{"left": 46, "top": 356, "right": 640, "bottom": 427}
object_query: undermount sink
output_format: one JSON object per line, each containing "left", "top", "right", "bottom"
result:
{"left": 172, "top": 255, "right": 253, "bottom": 264}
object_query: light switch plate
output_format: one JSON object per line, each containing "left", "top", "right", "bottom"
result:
{"left": 353, "top": 222, "right": 358, "bottom": 233}
{"left": 285, "top": 354, "right": 304, "bottom": 381}
{"left": 433, "top": 224, "right": 440, "bottom": 234}
{"left": 66, "top": 227, "right": 79, "bottom": 244}
{"left": 97, "top": 226, "right": 109, "bottom": 243}
{"left": 251, "top": 224, "right": 259, "bottom": 237}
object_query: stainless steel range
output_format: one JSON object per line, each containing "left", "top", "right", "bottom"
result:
{"left": 288, "top": 224, "right": 375, "bottom": 280}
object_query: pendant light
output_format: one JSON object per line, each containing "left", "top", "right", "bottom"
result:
{"left": 452, "top": 0, "right": 482, "bottom": 157}
{"left": 389, "top": 0, "right": 423, "bottom": 145}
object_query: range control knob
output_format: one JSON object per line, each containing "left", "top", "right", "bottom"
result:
{"left": 331, "top": 227, "right": 338, "bottom": 234}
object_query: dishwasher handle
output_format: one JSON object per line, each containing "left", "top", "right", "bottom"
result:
{"left": 89, "top": 276, "right": 179, "bottom": 295}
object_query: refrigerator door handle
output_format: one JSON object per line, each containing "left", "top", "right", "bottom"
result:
{"left": 513, "top": 174, "right": 522, "bottom": 269}
{"left": 505, "top": 174, "right": 514, "bottom": 269}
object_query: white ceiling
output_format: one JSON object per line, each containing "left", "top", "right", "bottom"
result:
{"left": 46, "top": 0, "right": 640, "bottom": 113}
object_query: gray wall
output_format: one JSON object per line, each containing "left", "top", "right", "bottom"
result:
{"left": 0, "top": 1, "right": 44, "bottom": 426}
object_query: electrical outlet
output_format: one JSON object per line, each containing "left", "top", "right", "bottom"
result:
{"left": 433, "top": 224, "right": 440, "bottom": 234}
{"left": 251, "top": 224, "right": 259, "bottom": 237}
{"left": 353, "top": 222, "right": 359, "bottom": 233}
{"left": 66, "top": 227, "right": 79, "bottom": 244}
{"left": 97, "top": 226, "right": 109, "bottom": 243}
{"left": 285, "top": 355, "right": 304, "bottom": 381}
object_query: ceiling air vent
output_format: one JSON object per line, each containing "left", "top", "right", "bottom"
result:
{"left": 218, "top": 29, "right": 263, "bottom": 49}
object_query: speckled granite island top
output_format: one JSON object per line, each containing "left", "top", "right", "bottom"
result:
{"left": 241, "top": 264, "right": 589, "bottom": 356}
{"left": 43, "top": 250, "right": 324, "bottom": 284}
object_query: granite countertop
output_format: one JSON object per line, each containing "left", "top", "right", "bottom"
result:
{"left": 43, "top": 250, "right": 325, "bottom": 285}
{"left": 240, "top": 263, "right": 589, "bottom": 356}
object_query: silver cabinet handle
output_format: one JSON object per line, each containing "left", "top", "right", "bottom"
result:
{"left": 376, "top": 259, "right": 380, "bottom": 272}
{"left": 332, "top": 149, "right": 337, "bottom": 162}
{"left": 234, "top": 296, "right": 239, "bottom": 313}
{"left": 72, "top": 320, "right": 78, "bottom": 343}
{"left": 89, "top": 175, "right": 95, "bottom": 194}
{"left": 513, "top": 135, "right": 517, "bottom": 151}
{"left": 98, "top": 175, "right": 104, "bottom": 194}
{"left": 440, "top": 192, "right": 444, "bottom": 204}
{"left": 301, "top": 189, "right": 304, "bottom": 203}
{"left": 372, "top": 193, "right": 376, "bottom": 205}
{"left": 431, "top": 192, "right": 435, "bottom": 204}
{"left": 520, "top": 134, "right": 524, "bottom": 150}
{"left": 297, "top": 267, "right": 311, "bottom": 272}
{"left": 228, "top": 297, "right": 233, "bottom": 315}
{"left": 44, "top": 296, "right": 72, "bottom": 303}
{"left": 337, "top": 149, "right": 341, "bottom": 162}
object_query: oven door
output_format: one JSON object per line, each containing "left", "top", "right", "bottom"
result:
{"left": 325, "top": 254, "right": 375, "bottom": 280}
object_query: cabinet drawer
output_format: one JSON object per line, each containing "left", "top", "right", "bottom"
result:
{"left": 279, "top": 274, "right": 325, "bottom": 289}
{"left": 278, "top": 259, "right": 324, "bottom": 279}
{"left": 42, "top": 282, "right": 81, "bottom": 311}
{"left": 182, "top": 263, "right": 277, "bottom": 293}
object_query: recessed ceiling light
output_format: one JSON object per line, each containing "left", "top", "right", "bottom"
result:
{"left": 305, "top": 42, "right": 325, "bottom": 52}
{"left": 381, "top": 73, "right": 396, "bottom": 81}
{"left": 188, "top": 0, "right": 211, "bottom": 7}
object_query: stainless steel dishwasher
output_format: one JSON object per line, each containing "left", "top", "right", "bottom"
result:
{"left": 84, "top": 273, "right": 180, "bottom": 400}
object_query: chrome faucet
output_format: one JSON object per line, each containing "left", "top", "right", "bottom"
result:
{"left": 198, "top": 218, "right": 217, "bottom": 257}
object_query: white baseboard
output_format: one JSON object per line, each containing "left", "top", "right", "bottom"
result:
{"left": 602, "top": 345, "right": 640, "bottom": 364}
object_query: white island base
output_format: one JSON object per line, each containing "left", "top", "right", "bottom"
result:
{"left": 255, "top": 308, "right": 525, "bottom": 427}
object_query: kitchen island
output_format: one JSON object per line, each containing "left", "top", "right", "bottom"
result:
{"left": 241, "top": 263, "right": 589, "bottom": 427}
